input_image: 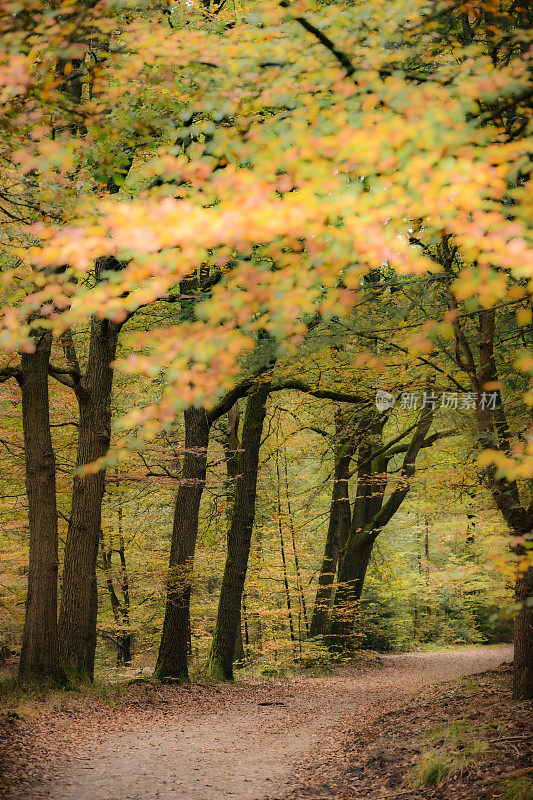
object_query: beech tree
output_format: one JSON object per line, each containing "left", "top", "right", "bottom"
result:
{"left": 447, "top": 300, "right": 533, "bottom": 700}
{"left": 309, "top": 409, "right": 356, "bottom": 638}
{"left": 327, "top": 403, "right": 435, "bottom": 648}
{"left": 206, "top": 382, "right": 270, "bottom": 679}
{"left": 8, "top": 332, "right": 60, "bottom": 680}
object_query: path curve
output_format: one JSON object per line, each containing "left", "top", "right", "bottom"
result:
{"left": 20, "top": 645, "right": 512, "bottom": 800}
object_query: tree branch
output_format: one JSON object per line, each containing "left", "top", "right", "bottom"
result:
{"left": 279, "top": 0, "right": 356, "bottom": 77}
{"left": 0, "top": 366, "right": 21, "bottom": 384}
{"left": 365, "top": 405, "right": 435, "bottom": 536}
{"left": 270, "top": 378, "right": 368, "bottom": 405}
{"left": 280, "top": 1, "right": 446, "bottom": 84}
{"left": 386, "top": 427, "right": 457, "bottom": 456}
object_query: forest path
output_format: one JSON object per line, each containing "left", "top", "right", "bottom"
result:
{"left": 20, "top": 645, "right": 512, "bottom": 800}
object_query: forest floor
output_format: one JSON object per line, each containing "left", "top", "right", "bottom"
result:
{"left": 1, "top": 645, "right": 531, "bottom": 800}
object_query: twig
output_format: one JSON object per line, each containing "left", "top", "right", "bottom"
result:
{"left": 487, "top": 735, "right": 532, "bottom": 743}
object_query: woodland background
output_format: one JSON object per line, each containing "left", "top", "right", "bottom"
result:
{"left": 0, "top": 339, "right": 518, "bottom": 676}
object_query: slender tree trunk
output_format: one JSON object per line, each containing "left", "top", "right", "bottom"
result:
{"left": 221, "top": 403, "right": 246, "bottom": 662}
{"left": 413, "top": 522, "right": 421, "bottom": 636}
{"left": 116, "top": 503, "right": 132, "bottom": 665}
{"left": 154, "top": 406, "right": 210, "bottom": 681}
{"left": 206, "top": 384, "right": 269, "bottom": 680}
{"left": 248, "top": 527, "right": 264, "bottom": 652}
{"left": 283, "top": 445, "right": 308, "bottom": 635}
{"left": 99, "top": 519, "right": 132, "bottom": 667}
{"left": 99, "top": 529, "right": 122, "bottom": 653}
{"left": 289, "top": 512, "right": 308, "bottom": 636}
{"left": 18, "top": 331, "right": 60, "bottom": 682}
{"left": 276, "top": 444, "right": 296, "bottom": 645}
{"left": 242, "top": 592, "right": 250, "bottom": 648}
{"left": 58, "top": 315, "right": 120, "bottom": 680}
{"left": 424, "top": 517, "right": 431, "bottom": 616}
{"left": 279, "top": 521, "right": 296, "bottom": 645}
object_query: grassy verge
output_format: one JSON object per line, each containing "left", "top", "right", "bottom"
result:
{"left": 408, "top": 720, "right": 489, "bottom": 787}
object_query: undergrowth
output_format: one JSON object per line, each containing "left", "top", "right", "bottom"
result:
{"left": 0, "top": 670, "right": 134, "bottom": 720}
{"left": 408, "top": 720, "right": 489, "bottom": 787}
{"left": 500, "top": 777, "right": 533, "bottom": 800}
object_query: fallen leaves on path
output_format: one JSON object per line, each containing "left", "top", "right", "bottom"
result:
{"left": 0, "top": 646, "right": 517, "bottom": 800}
{"left": 280, "top": 663, "right": 532, "bottom": 800}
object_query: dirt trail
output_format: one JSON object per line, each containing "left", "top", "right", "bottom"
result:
{"left": 19, "top": 645, "right": 512, "bottom": 800}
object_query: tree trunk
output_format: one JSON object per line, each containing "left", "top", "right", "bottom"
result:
{"left": 326, "top": 437, "right": 377, "bottom": 650}
{"left": 154, "top": 406, "right": 210, "bottom": 681}
{"left": 513, "top": 564, "right": 533, "bottom": 700}
{"left": 18, "top": 330, "right": 60, "bottom": 682}
{"left": 117, "top": 634, "right": 133, "bottom": 666}
{"left": 489, "top": 486, "right": 533, "bottom": 700}
{"left": 116, "top": 509, "right": 132, "bottom": 665}
{"left": 449, "top": 301, "right": 533, "bottom": 699}
{"left": 328, "top": 407, "right": 434, "bottom": 651}
{"left": 99, "top": 519, "right": 132, "bottom": 667}
{"left": 279, "top": 520, "right": 296, "bottom": 645}
{"left": 223, "top": 402, "right": 240, "bottom": 518}
{"left": 206, "top": 384, "right": 269, "bottom": 680}
{"left": 328, "top": 529, "right": 376, "bottom": 649}
{"left": 221, "top": 403, "right": 246, "bottom": 662}
{"left": 275, "top": 443, "right": 296, "bottom": 646}
{"left": 242, "top": 593, "right": 250, "bottom": 648}
{"left": 233, "top": 614, "right": 246, "bottom": 662}
{"left": 58, "top": 316, "right": 120, "bottom": 680}
{"left": 248, "top": 528, "right": 264, "bottom": 652}
{"left": 284, "top": 448, "right": 308, "bottom": 635}
{"left": 309, "top": 444, "right": 352, "bottom": 637}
